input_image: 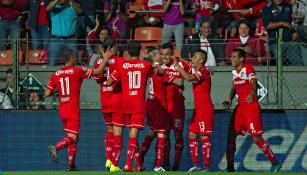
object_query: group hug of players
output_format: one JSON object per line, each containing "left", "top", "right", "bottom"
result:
{"left": 45, "top": 36, "right": 282, "bottom": 172}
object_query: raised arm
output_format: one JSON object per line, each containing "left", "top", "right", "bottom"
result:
{"left": 46, "top": 0, "right": 60, "bottom": 11}
{"left": 70, "top": 0, "right": 82, "bottom": 15}
{"left": 92, "top": 47, "right": 115, "bottom": 76}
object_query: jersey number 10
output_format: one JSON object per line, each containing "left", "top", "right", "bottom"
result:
{"left": 59, "top": 77, "right": 70, "bottom": 96}
{"left": 128, "top": 71, "right": 141, "bottom": 89}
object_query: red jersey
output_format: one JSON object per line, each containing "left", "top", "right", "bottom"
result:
{"left": 147, "top": 72, "right": 167, "bottom": 110}
{"left": 46, "top": 66, "right": 94, "bottom": 115}
{"left": 110, "top": 60, "right": 153, "bottom": 114}
{"left": 189, "top": 65, "right": 214, "bottom": 110}
{"left": 194, "top": 0, "right": 218, "bottom": 16}
{"left": 142, "top": 0, "right": 164, "bottom": 17}
{"left": 232, "top": 64, "right": 258, "bottom": 105}
{"left": 94, "top": 55, "right": 124, "bottom": 113}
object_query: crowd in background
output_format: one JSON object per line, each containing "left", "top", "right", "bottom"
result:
{"left": 0, "top": 0, "right": 307, "bottom": 67}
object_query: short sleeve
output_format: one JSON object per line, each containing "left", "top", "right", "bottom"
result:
{"left": 110, "top": 63, "right": 121, "bottom": 81}
{"left": 46, "top": 73, "right": 56, "bottom": 90}
{"left": 192, "top": 67, "right": 210, "bottom": 82}
{"left": 78, "top": 66, "right": 94, "bottom": 79}
{"left": 246, "top": 65, "right": 257, "bottom": 82}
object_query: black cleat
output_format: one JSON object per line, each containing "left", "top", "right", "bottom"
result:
{"left": 67, "top": 166, "right": 80, "bottom": 171}
{"left": 225, "top": 167, "right": 235, "bottom": 172}
{"left": 48, "top": 145, "right": 58, "bottom": 163}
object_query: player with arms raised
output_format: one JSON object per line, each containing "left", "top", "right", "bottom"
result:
{"left": 93, "top": 37, "right": 124, "bottom": 170}
{"left": 45, "top": 49, "right": 113, "bottom": 170}
{"left": 223, "top": 48, "right": 281, "bottom": 172}
{"left": 174, "top": 50, "right": 214, "bottom": 172}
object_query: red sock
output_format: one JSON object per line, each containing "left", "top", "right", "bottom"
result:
{"left": 55, "top": 137, "right": 74, "bottom": 150}
{"left": 126, "top": 137, "right": 137, "bottom": 167}
{"left": 163, "top": 137, "right": 171, "bottom": 166}
{"left": 201, "top": 137, "right": 211, "bottom": 167}
{"left": 134, "top": 141, "right": 141, "bottom": 169}
{"left": 174, "top": 138, "right": 184, "bottom": 169}
{"left": 255, "top": 138, "right": 277, "bottom": 164}
{"left": 155, "top": 137, "right": 165, "bottom": 167}
{"left": 112, "top": 135, "right": 122, "bottom": 167}
{"left": 68, "top": 144, "right": 77, "bottom": 168}
{"left": 104, "top": 131, "right": 113, "bottom": 160}
{"left": 140, "top": 135, "right": 154, "bottom": 164}
{"left": 189, "top": 138, "right": 199, "bottom": 165}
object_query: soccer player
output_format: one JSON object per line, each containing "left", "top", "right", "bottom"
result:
{"left": 174, "top": 50, "right": 214, "bottom": 172}
{"left": 223, "top": 48, "right": 281, "bottom": 172}
{"left": 139, "top": 46, "right": 170, "bottom": 172}
{"left": 93, "top": 37, "right": 125, "bottom": 170}
{"left": 160, "top": 42, "right": 185, "bottom": 171}
{"left": 46, "top": 48, "right": 114, "bottom": 170}
{"left": 106, "top": 40, "right": 155, "bottom": 172}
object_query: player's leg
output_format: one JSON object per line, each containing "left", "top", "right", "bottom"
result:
{"left": 162, "top": 130, "right": 171, "bottom": 171}
{"left": 139, "top": 129, "right": 157, "bottom": 168}
{"left": 110, "top": 125, "right": 123, "bottom": 172}
{"left": 252, "top": 135, "right": 281, "bottom": 172}
{"left": 188, "top": 132, "right": 202, "bottom": 172}
{"left": 200, "top": 135, "right": 211, "bottom": 171}
{"left": 103, "top": 112, "right": 113, "bottom": 169}
{"left": 173, "top": 127, "right": 184, "bottom": 171}
{"left": 67, "top": 134, "right": 79, "bottom": 171}
{"left": 124, "top": 127, "right": 139, "bottom": 172}
{"left": 226, "top": 107, "right": 238, "bottom": 172}
{"left": 154, "top": 131, "right": 167, "bottom": 172}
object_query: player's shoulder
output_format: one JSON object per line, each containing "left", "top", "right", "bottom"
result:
{"left": 94, "top": 57, "right": 104, "bottom": 65}
{"left": 244, "top": 64, "right": 255, "bottom": 72}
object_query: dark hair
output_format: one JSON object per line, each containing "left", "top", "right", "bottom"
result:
{"left": 127, "top": 40, "right": 142, "bottom": 57}
{"left": 145, "top": 46, "right": 157, "bottom": 54}
{"left": 6, "top": 68, "right": 12, "bottom": 74}
{"left": 161, "top": 42, "right": 173, "bottom": 51}
{"left": 232, "top": 48, "right": 246, "bottom": 58}
{"left": 95, "top": 26, "right": 111, "bottom": 42}
{"left": 194, "top": 49, "right": 208, "bottom": 60}
{"left": 102, "top": 36, "right": 116, "bottom": 51}
{"left": 236, "top": 19, "right": 253, "bottom": 36}
{"left": 61, "top": 49, "right": 74, "bottom": 64}
{"left": 200, "top": 20, "right": 212, "bottom": 29}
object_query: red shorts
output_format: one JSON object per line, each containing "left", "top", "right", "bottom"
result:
{"left": 168, "top": 100, "right": 185, "bottom": 131}
{"left": 145, "top": 99, "right": 170, "bottom": 132}
{"left": 234, "top": 104, "right": 264, "bottom": 136}
{"left": 189, "top": 109, "right": 214, "bottom": 135}
{"left": 60, "top": 112, "right": 80, "bottom": 135}
{"left": 103, "top": 112, "right": 122, "bottom": 126}
{"left": 112, "top": 113, "right": 145, "bottom": 129}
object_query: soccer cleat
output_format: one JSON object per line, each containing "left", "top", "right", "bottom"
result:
{"left": 67, "top": 166, "right": 80, "bottom": 171}
{"left": 172, "top": 166, "right": 179, "bottom": 171}
{"left": 188, "top": 165, "right": 203, "bottom": 172}
{"left": 110, "top": 164, "right": 121, "bottom": 172}
{"left": 137, "top": 165, "right": 145, "bottom": 172}
{"left": 225, "top": 166, "right": 235, "bottom": 172}
{"left": 154, "top": 167, "right": 166, "bottom": 172}
{"left": 271, "top": 162, "right": 282, "bottom": 173}
{"left": 105, "top": 159, "right": 112, "bottom": 170}
{"left": 200, "top": 166, "right": 209, "bottom": 172}
{"left": 123, "top": 164, "right": 135, "bottom": 172}
{"left": 48, "top": 145, "right": 58, "bottom": 163}
{"left": 162, "top": 162, "right": 170, "bottom": 171}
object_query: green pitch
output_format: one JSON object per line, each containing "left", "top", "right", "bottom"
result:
{"left": 3, "top": 172, "right": 306, "bottom": 175}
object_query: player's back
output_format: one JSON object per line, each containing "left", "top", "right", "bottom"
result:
{"left": 48, "top": 66, "right": 93, "bottom": 113}
{"left": 112, "top": 59, "right": 152, "bottom": 114}
{"left": 232, "top": 64, "right": 258, "bottom": 105}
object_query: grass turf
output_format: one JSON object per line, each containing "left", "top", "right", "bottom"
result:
{"left": 3, "top": 172, "right": 306, "bottom": 175}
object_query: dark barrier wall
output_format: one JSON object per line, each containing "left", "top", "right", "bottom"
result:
{"left": 0, "top": 110, "right": 306, "bottom": 172}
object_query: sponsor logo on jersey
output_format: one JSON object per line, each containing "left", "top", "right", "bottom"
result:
{"left": 123, "top": 63, "right": 145, "bottom": 69}
{"left": 55, "top": 69, "right": 74, "bottom": 76}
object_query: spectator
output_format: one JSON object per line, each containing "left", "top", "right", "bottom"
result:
{"left": 28, "top": 90, "right": 46, "bottom": 109}
{"left": 161, "top": 0, "right": 185, "bottom": 50}
{"left": 27, "top": 0, "right": 50, "bottom": 50}
{"left": 226, "top": 20, "right": 267, "bottom": 65}
{"left": 104, "top": 0, "right": 129, "bottom": 40}
{"left": 288, "top": 0, "right": 307, "bottom": 65}
{"left": 46, "top": 0, "right": 82, "bottom": 66}
{"left": 262, "top": 0, "right": 303, "bottom": 65}
{"left": 0, "top": 0, "right": 29, "bottom": 50}
{"left": 181, "top": 20, "right": 226, "bottom": 66}
{"left": 0, "top": 91, "right": 13, "bottom": 109}
{"left": 192, "top": 0, "right": 220, "bottom": 32}
{"left": 223, "top": 0, "right": 266, "bottom": 37}
{"left": 136, "top": 0, "right": 164, "bottom": 27}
